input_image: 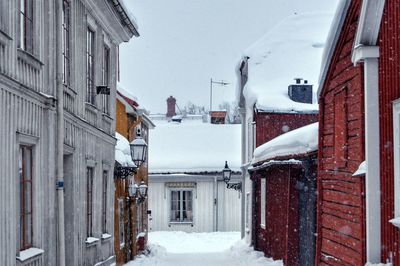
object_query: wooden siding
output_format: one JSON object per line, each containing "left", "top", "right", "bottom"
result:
{"left": 316, "top": 1, "right": 366, "bottom": 265}
{"left": 252, "top": 159, "right": 316, "bottom": 266}
{"left": 0, "top": 86, "right": 57, "bottom": 266}
{"left": 255, "top": 113, "right": 318, "bottom": 147}
{"left": 378, "top": 0, "right": 400, "bottom": 264}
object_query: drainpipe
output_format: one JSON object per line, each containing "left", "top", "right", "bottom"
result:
{"left": 214, "top": 175, "right": 218, "bottom": 231}
{"left": 56, "top": 0, "right": 66, "bottom": 265}
{"left": 239, "top": 107, "right": 246, "bottom": 239}
{"left": 353, "top": 45, "right": 381, "bottom": 262}
{"left": 237, "top": 57, "right": 249, "bottom": 240}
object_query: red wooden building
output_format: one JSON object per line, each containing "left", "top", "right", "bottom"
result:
{"left": 316, "top": 0, "right": 400, "bottom": 264}
{"left": 249, "top": 123, "right": 319, "bottom": 266}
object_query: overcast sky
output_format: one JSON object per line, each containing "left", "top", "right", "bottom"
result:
{"left": 120, "top": 0, "right": 339, "bottom": 114}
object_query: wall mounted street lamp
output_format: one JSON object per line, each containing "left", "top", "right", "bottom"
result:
{"left": 222, "top": 161, "right": 242, "bottom": 192}
{"left": 115, "top": 128, "right": 148, "bottom": 179}
{"left": 128, "top": 180, "right": 148, "bottom": 204}
{"left": 130, "top": 128, "right": 148, "bottom": 168}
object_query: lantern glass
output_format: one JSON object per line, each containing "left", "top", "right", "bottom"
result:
{"left": 222, "top": 161, "right": 232, "bottom": 183}
{"left": 138, "top": 180, "right": 148, "bottom": 198}
{"left": 129, "top": 182, "right": 139, "bottom": 198}
{"left": 130, "top": 135, "right": 148, "bottom": 167}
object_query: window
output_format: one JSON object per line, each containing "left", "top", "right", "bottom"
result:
{"left": 118, "top": 198, "right": 124, "bottom": 246}
{"left": 260, "top": 178, "right": 266, "bottom": 229}
{"left": 18, "top": 146, "right": 33, "bottom": 251}
{"left": 102, "top": 45, "right": 110, "bottom": 114}
{"left": 86, "top": 167, "right": 94, "bottom": 237}
{"left": 393, "top": 100, "right": 400, "bottom": 220}
{"left": 86, "top": 28, "right": 95, "bottom": 104}
{"left": 62, "top": 0, "right": 70, "bottom": 85}
{"left": 170, "top": 190, "right": 193, "bottom": 223}
{"left": 137, "top": 203, "right": 142, "bottom": 234}
{"left": 334, "top": 89, "right": 348, "bottom": 168}
{"left": 19, "top": 0, "right": 34, "bottom": 54}
{"left": 101, "top": 171, "right": 108, "bottom": 233}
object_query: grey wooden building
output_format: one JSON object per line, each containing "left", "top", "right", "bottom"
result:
{"left": 0, "top": 0, "right": 137, "bottom": 265}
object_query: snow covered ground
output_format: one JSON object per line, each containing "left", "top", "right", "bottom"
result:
{"left": 125, "top": 231, "right": 282, "bottom": 266}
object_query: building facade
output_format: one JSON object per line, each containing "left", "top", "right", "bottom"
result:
{"left": 115, "top": 86, "right": 154, "bottom": 265}
{"left": 0, "top": 0, "right": 137, "bottom": 265}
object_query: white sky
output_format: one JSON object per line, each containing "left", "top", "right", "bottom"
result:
{"left": 120, "top": 0, "right": 340, "bottom": 114}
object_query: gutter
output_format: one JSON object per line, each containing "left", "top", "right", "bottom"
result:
{"left": 111, "top": 0, "right": 139, "bottom": 37}
{"left": 351, "top": 0, "right": 385, "bottom": 262}
{"left": 56, "top": 0, "right": 66, "bottom": 265}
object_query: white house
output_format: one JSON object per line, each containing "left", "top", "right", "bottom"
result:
{"left": 148, "top": 117, "right": 242, "bottom": 233}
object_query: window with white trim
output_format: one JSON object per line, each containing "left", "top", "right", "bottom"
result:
{"left": 170, "top": 190, "right": 193, "bottom": 223}
{"left": 18, "top": 145, "right": 34, "bottom": 251}
{"left": 101, "top": 170, "right": 108, "bottom": 233}
{"left": 118, "top": 198, "right": 124, "bottom": 246}
{"left": 86, "top": 167, "right": 94, "bottom": 237}
{"left": 86, "top": 28, "right": 95, "bottom": 104}
{"left": 19, "top": 0, "right": 34, "bottom": 54}
{"left": 62, "top": 0, "right": 71, "bottom": 86}
{"left": 260, "top": 178, "right": 266, "bottom": 229}
{"left": 392, "top": 100, "right": 400, "bottom": 226}
{"left": 102, "top": 45, "right": 110, "bottom": 114}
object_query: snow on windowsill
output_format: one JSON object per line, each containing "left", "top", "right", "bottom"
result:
{"left": 389, "top": 217, "right": 400, "bottom": 229}
{"left": 16, "top": 247, "right": 44, "bottom": 262}
{"left": 136, "top": 232, "right": 146, "bottom": 239}
{"left": 101, "top": 233, "right": 112, "bottom": 240}
{"left": 365, "top": 263, "right": 392, "bottom": 266}
{"left": 85, "top": 237, "right": 100, "bottom": 245}
{"left": 353, "top": 161, "right": 366, "bottom": 176}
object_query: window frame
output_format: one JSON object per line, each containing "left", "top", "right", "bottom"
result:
{"left": 86, "top": 27, "right": 95, "bottom": 105}
{"left": 169, "top": 189, "right": 194, "bottom": 223}
{"left": 101, "top": 170, "right": 108, "bottom": 234}
{"left": 86, "top": 167, "right": 94, "bottom": 237}
{"left": 19, "top": 0, "right": 34, "bottom": 54}
{"left": 18, "top": 145, "right": 34, "bottom": 251}
{"left": 102, "top": 44, "right": 110, "bottom": 114}
{"left": 62, "top": 0, "right": 71, "bottom": 86}
{"left": 118, "top": 198, "right": 125, "bottom": 247}
{"left": 260, "top": 178, "right": 266, "bottom": 229}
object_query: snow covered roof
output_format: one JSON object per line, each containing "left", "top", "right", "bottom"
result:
{"left": 149, "top": 119, "right": 241, "bottom": 174}
{"left": 242, "top": 13, "right": 335, "bottom": 113}
{"left": 252, "top": 122, "right": 318, "bottom": 165}
{"left": 318, "top": 0, "right": 351, "bottom": 97}
{"left": 117, "top": 82, "right": 139, "bottom": 108}
{"left": 113, "top": 0, "right": 139, "bottom": 37}
{"left": 115, "top": 132, "right": 136, "bottom": 167}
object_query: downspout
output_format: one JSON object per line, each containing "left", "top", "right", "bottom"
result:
{"left": 353, "top": 45, "right": 381, "bottom": 262}
{"left": 56, "top": 0, "right": 66, "bottom": 265}
{"left": 237, "top": 57, "right": 249, "bottom": 239}
{"left": 214, "top": 175, "right": 218, "bottom": 231}
{"left": 239, "top": 107, "right": 246, "bottom": 239}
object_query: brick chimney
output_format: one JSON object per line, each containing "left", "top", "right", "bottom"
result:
{"left": 166, "top": 96, "right": 176, "bottom": 117}
{"left": 288, "top": 78, "right": 313, "bottom": 104}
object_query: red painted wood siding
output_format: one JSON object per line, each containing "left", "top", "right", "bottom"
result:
{"left": 378, "top": 0, "right": 400, "bottom": 264}
{"left": 253, "top": 166, "right": 301, "bottom": 266}
{"left": 316, "top": 1, "right": 367, "bottom": 265}
{"left": 255, "top": 113, "right": 318, "bottom": 147}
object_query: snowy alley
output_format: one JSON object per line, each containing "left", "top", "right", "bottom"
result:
{"left": 125, "top": 231, "right": 282, "bottom": 266}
